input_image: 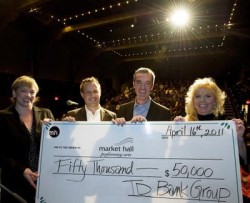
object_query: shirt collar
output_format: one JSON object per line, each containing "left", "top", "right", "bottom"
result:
{"left": 85, "top": 105, "right": 101, "bottom": 121}
{"left": 133, "top": 97, "right": 151, "bottom": 117}
{"left": 134, "top": 97, "right": 151, "bottom": 108}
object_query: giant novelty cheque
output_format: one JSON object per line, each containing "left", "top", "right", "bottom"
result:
{"left": 36, "top": 121, "right": 243, "bottom": 203}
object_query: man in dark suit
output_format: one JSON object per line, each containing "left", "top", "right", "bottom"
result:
{"left": 63, "top": 77, "right": 117, "bottom": 121}
{"left": 114, "top": 67, "right": 171, "bottom": 125}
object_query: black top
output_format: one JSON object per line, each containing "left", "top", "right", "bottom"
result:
{"left": 0, "top": 105, "right": 54, "bottom": 203}
{"left": 197, "top": 113, "right": 226, "bottom": 121}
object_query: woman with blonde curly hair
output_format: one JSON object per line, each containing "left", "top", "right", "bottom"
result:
{"left": 174, "top": 77, "right": 248, "bottom": 202}
{"left": 184, "top": 77, "right": 226, "bottom": 121}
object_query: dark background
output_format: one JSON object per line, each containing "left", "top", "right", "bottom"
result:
{"left": 0, "top": 0, "right": 249, "bottom": 119}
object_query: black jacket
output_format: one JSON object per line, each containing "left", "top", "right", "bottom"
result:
{"left": 117, "top": 99, "right": 171, "bottom": 121}
{"left": 0, "top": 105, "right": 54, "bottom": 203}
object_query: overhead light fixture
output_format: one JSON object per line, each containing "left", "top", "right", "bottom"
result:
{"left": 170, "top": 8, "right": 190, "bottom": 27}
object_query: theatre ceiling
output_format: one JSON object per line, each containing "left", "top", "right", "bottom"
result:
{"left": 0, "top": 0, "right": 249, "bottom": 82}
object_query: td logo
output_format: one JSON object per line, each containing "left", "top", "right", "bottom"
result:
{"left": 49, "top": 126, "right": 60, "bottom": 138}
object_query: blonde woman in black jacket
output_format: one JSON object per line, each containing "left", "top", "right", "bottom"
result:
{"left": 0, "top": 75, "right": 54, "bottom": 203}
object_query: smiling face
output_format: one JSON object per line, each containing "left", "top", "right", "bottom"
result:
{"left": 193, "top": 88, "right": 216, "bottom": 115}
{"left": 12, "top": 85, "right": 37, "bottom": 108}
{"left": 80, "top": 81, "right": 101, "bottom": 108}
{"left": 133, "top": 72, "right": 154, "bottom": 104}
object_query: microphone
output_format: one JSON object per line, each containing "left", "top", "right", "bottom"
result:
{"left": 0, "top": 183, "right": 27, "bottom": 203}
{"left": 66, "top": 100, "right": 79, "bottom": 106}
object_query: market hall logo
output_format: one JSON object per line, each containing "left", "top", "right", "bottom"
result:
{"left": 98, "top": 138, "right": 134, "bottom": 153}
{"left": 49, "top": 126, "right": 60, "bottom": 138}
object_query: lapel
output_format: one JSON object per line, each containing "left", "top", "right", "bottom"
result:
{"left": 127, "top": 101, "right": 135, "bottom": 119}
{"left": 77, "top": 107, "right": 87, "bottom": 121}
{"left": 11, "top": 105, "right": 31, "bottom": 134}
{"left": 100, "top": 107, "right": 106, "bottom": 121}
{"left": 146, "top": 100, "right": 155, "bottom": 120}
{"left": 33, "top": 106, "right": 42, "bottom": 134}
{"left": 33, "top": 106, "right": 41, "bottom": 128}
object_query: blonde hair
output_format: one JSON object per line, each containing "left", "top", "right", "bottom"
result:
{"left": 11, "top": 75, "right": 40, "bottom": 103}
{"left": 185, "top": 77, "right": 226, "bottom": 121}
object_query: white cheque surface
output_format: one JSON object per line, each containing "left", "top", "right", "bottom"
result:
{"left": 36, "top": 121, "right": 242, "bottom": 203}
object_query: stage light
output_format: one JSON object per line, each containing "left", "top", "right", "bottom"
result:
{"left": 170, "top": 8, "right": 190, "bottom": 27}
